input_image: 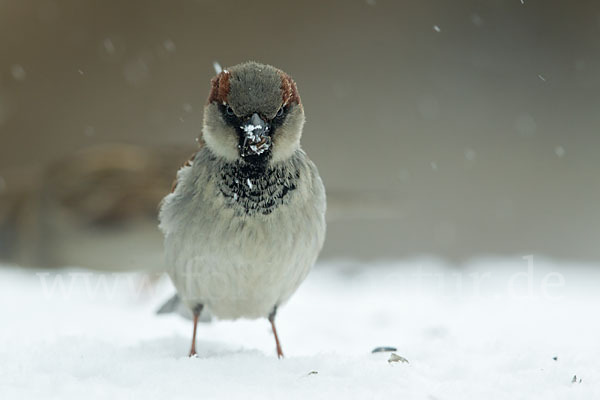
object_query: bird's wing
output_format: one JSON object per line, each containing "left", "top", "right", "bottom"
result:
{"left": 170, "top": 152, "right": 197, "bottom": 193}
{"left": 170, "top": 135, "right": 206, "bottom": 193}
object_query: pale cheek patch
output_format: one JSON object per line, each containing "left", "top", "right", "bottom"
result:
{"left": 203, "top": 106, "right": 240, "bottom": 161}
{"left": 271, "top": 108, "right": 305, "bottom": 163}
{"left": 203, "top": 128, "right": 239, "bottom": 162}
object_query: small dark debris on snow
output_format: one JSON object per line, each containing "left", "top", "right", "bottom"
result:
{"left": 571, "top": 375, "right": 582, "bottom": 384}
{"left": 388, "top": 353, "right": 409, "bottom": 364}
{"left": 372, "top": 346, "right": 397, "bottom": 353}
{"left": 307, "top": 371, "right": 318, "bottom": 376}
{"left": 552, "top": 356, "right": 558, "bottom": 361}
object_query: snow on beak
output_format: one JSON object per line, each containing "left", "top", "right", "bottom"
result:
{"left": 240, "top": 113, "right": 271, "bottom": 157}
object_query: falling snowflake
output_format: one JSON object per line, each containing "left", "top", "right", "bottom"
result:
{"left": 11, "top": 64, "right": 26, "bottom": 81}
{"left": 163, "top": 40, "right": 176, "bottom": 52}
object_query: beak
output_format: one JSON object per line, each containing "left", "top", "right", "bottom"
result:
{"left": 240, "top": 113, "right": 271, "bottom": 157}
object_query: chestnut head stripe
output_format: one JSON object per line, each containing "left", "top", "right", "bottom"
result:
{"left": 278, "top": 72, "right": 301, "bottom": 106}
{"left": 207, "top": 70, "right": 231, "bottom": 105}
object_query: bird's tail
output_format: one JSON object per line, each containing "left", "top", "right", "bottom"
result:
{"left": 156, "top": 293, "right": 212, "bottom": 322}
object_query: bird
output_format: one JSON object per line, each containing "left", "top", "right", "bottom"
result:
{"left": 158, "top": 61, "right": 326, "bottom": 358}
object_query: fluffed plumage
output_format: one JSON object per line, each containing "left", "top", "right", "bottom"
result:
{"left": 158, "top": 61, "right": 326, "bottom": 357}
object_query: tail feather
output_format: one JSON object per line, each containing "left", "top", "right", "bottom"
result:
{"left": 156, "top": 293, "right": 212, "bottom": 322}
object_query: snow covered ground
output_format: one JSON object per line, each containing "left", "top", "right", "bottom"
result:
{"left": 1, "top": 257, "right": 599, "bottom": 399}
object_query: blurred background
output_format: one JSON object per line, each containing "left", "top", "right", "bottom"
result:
{"left": 1, "top": 0, "right": 599, "bottom": 270}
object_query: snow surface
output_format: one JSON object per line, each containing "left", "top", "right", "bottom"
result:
{"left": 1, "top": 258, "right": 599, "bottom": 399}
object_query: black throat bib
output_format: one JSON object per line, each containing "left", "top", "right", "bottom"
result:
{"left": 217, "top": 159, "right": 300, "bottom": 216}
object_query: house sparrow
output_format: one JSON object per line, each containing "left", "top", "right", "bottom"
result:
{"left": 158, "top": 61, "right": 326, "bottom": 358}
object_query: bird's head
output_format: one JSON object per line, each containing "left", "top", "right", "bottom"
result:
{"left": 202, "top": 62, "right": 305, "bottom": 165}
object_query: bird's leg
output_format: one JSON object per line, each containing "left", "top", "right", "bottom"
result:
{"left": 268, "top": 306, "right": 284, "bottom": 359}
{"left": 188, "top": 304, "right": 203, "bottom": 357}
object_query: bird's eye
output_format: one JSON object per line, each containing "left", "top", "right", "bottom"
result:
{"left": 225, "top": 105, "right": 234, "bottom": 116}
{"left": 276, "top": 107, "right": 285, "bottom": 118}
